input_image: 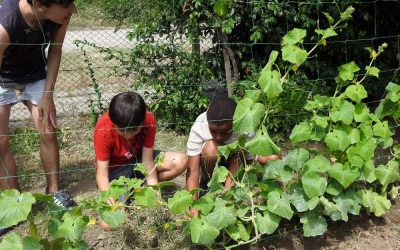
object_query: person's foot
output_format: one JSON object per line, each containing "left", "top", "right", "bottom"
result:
{"left": 52, "top": 190, "right": 77, "bottom": 209}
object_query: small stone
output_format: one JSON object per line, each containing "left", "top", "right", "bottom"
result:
{"left": 97, "top": 233, "right": 106, "bottom": 240}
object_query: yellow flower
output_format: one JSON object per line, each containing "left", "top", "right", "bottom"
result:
{"left": 88, "top": 218, "right": 97, "bottom": 226}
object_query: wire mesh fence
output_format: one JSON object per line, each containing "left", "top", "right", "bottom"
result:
{"left": 1, "top": 1, "right": 400, "bottom": 249}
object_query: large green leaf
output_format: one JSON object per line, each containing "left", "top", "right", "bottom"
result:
{"left": 208, "top": 166, "right": 229, "bottom": 191}
{"left": 376, "top": 161, "right": 399, "bottom": 191}
{"left": 289, "top": 121, "right": 312, "bottom": 144}
{"left": 226, "top": 222, "right": 250, "bottom": 242}
{"left": 373, "top": 121, "right": 393, "bottom": 139}
{"left": 328, "top": 163, "right": 359, "bottom": 188}
{"left": 354, "top": 138, "right": 376, "bottom": 162}
{"left": 193, "top": 194, "right": 214, "bottom": 216}
{"left": 282, "top": 28, "right": 307, "bottom": 45}
{"left": 134, "top": 187, "right": 157, "bottom": 207}
{"left": 245, "top": 127, "right": 280, "bottom": 156}
{"left": 255, "top": 211, "right": 281, "bottom": 234}
{"left": 385, "top": 82, "right": 400, "bottom": 101}
{"left": 263, "top": 160, "right": 294, "bottom": 184}
{"left": 22, "top": 236, "right": 41, "bottom": 250}
{"left": 233, "top": 98, "right": 265, "bottom": 133}
{"left": 333, "top": 191, "right": 361, "bottom": 217}
{"left": 344, "top": 84, "right": 368, "bottom": 103}
{"left": 300, "top": 211, "right": 328, "bottom": 237}
{"left": 307, "top": 197, "right": 320, "bottom": 210}
{"left": 305, "top": 95, "right": 330, "bottom": 110}
{"left": 57, "top": 213, "right": 89, "bottom": 242}
{"left": 284, "top": 148, "right": 310, "bottom": 172}
{"left": 361, "top": 189, "right": 391, "bottom": 217}
{"left": 304, "top": 155, "right": 330, "bottom": 173}
{"left": 258, "top": 51, "right": 281, "bottom": 99}
{"left": 40, "top": 238, "right": 65, "bottom": 250}
{"left": 258, "top": 69, "right": 283, "bottom": 99}
{"left": 360, "top": 124, "right": 374, "bottom": 139}
{"left": 0, "top": 190, "right": 35, "bottom": 228}
{"left": 0, "top": 233, "right": 23, "bottom": 250}
{"left": 98, "top": 208, "right": 125, "bottom": 229}
{"left": 330, "top": 100, "right": 355, "bottom": 125}
{"left": 167, "top": 190, "right": 193, "bottom": 214}
{"left": 301, "top": 172, "right": 327, "bottom": 199}
{"left": 312, "top": 115, "right": 329, "bottom": 128}
{"left": 288, "top": 184, "right": 308, "bottom": 212}
{"left": 324, "top": 129, "right": 351, "bottom": 152}
{"left": 319, "top": 196, "right": 343, "bottom": 221}
{"left": 354, "top": 103, "right": 370, "bottom": 122}
{"left": 326, "top": 179, "right": 343, "bottom": 196}
{"left": 282, "top": 45, "right": 308, "bottom": 65}
{"left": 338, "top": 61, "right": 360, "bottom": 81}
{"left": 190, "top": 217, "right": 220, "bottom": 245}
{"left": 244, "top": 90, "right": 261, "bottom": 103}
{"left": 267, "top": 191, "right": 294, "bottom": 220}
{"left": 205, "top": 206, "right": 237, "bottom": 230}
{"left": 262, "top": 51, "right": 279, "bottom": 71}
{"left": 360, "top": 160, "right": 377, "bottom": 183}
{"left": 346, "top": 147, "right": 364, "bottom": 168}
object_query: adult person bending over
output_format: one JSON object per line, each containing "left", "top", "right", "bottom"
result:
{"left": 186, "top": 92, "right": 280, "bottom": 216}
{"left": 0, "top": 0, "right": 77, "bottom": 214}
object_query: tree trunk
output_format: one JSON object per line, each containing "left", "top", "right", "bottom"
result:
{"left": 218, "top": 29, "right": 239, "bottom": 98}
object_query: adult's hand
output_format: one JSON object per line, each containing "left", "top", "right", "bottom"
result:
{"left": 38, "top": 95, "right": 57, "bottom": 130}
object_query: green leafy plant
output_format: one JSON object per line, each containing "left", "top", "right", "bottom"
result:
{"left": 0, "top": 168, "right": 175, "bottom": 249}
{"left": 164, "top": 6, "right": 400, "bottom": 248}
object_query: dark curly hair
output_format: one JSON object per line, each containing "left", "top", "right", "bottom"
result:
{"left": 207, "top": 91, "right": 236, "bottom": 125}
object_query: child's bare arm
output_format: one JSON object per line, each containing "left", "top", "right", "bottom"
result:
{"left": 142, "top": 147, "right": 158, "bottom": 185}
{"left": 225, "top": 153, "right": 241, "bottom": 190}
{"left": 256, "top": 154, "right": 281, "bottom": 165}
{"left": 96, "top": 160, "right": 116, "bottom": 206}
{"left": 96, "top": 160, "right": 111, "bottom": 191}
{"left": 186, "top": 155, "right": 200, "bottom": 199}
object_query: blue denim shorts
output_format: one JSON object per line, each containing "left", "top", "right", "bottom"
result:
{"left": 0, "top": 79, "right": 46, "bottom": 105}
{"left": 109, "top": 150, "right": 161, "bottom": 181}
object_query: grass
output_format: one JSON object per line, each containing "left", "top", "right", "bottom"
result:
{"left": 10, "top": 127, "right": 69, "bottom": 155}
{"left": 69, "top": 4, "right": 112, "bottom": 29}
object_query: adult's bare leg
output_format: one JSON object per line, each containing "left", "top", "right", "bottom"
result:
{"left": 0, "top": 104, "right": 19, "bottom": 190}
{"left": 25, "top": 101, "right": 59, "bottom": 193}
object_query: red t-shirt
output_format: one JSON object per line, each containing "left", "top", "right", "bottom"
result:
{"left": 94, "top": 111, "right": 156, "bottom": 169}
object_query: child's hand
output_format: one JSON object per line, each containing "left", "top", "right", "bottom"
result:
{"left": 107, "top": 197, "right": 116, "bottom": 206}
{"left": 191, "top": 208, "right": 199, "bottom": 218}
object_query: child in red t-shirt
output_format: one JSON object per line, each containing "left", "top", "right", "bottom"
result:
{"left": 94, "top": 91, "right": 187, "bottom": 230}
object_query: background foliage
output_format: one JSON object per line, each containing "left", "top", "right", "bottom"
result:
{"left": 79, "top": 0, "right": 400, "bottom": 136}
